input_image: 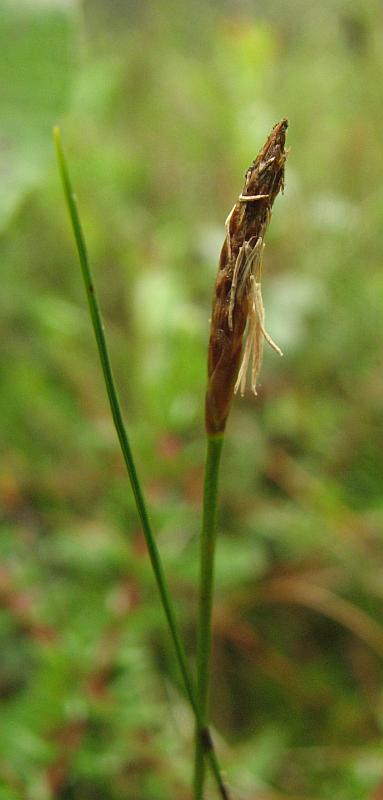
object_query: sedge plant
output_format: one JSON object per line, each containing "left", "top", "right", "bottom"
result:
{"left": 194, "top": 119, "right": 288, "bottom": 798}
{"left": 54, "top": 118, "right": 288, "bottom": 800}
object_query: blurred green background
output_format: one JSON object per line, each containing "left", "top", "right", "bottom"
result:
{"left": 2, "top": 1, "right": 383, "bottom": 798}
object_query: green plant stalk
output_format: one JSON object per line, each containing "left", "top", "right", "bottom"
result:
{"left": 194, "top": 433, "right": 224, "bottom": 800}
{"left": 53, "top": 127, "right": 230, "bottom": 800}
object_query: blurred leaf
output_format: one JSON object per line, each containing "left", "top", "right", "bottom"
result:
{"left": 0, "top": 1, "right": 74, "bottom": 229}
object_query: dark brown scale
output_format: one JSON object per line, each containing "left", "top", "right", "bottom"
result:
{"left": 205, "top": 119, "right": 288, "bottom": 435}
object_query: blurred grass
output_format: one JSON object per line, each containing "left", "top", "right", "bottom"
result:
{"left": 2, "top": 1, "right": 383, "bottom": 798}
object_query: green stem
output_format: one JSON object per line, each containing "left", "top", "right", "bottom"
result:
{"left": 53, "top": 128, "right": 230, "bottom": 800}
{"left": 194, "top": 434, "right": 224, "bottom": 799}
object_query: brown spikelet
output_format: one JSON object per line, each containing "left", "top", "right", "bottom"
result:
{"left": 205, "top": 119, "right": 288, "bottom": 435}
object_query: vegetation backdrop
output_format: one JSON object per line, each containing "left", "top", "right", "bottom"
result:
{"left": 1, "top": 1, "right": 383, "bottom": 798}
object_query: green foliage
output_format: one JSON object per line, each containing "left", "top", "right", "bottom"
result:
{"left": 1, "top": 1, "right": 383, "bottom": 798}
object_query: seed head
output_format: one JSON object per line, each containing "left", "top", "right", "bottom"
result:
{"left": 205, "top": 119, "right": 288, "bottom": 436}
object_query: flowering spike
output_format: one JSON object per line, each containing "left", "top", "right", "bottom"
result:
{"left": 205, "top": 119, "right": 288, "bottom": 435}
